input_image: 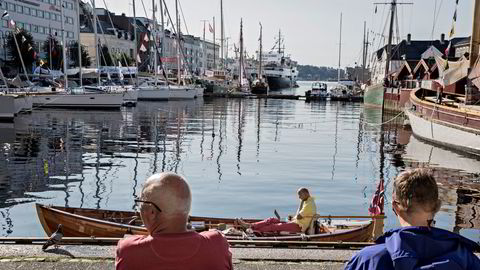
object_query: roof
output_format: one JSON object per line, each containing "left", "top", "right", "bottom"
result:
{"left": 374, "top": 36, "right": 469, "bottom": 61}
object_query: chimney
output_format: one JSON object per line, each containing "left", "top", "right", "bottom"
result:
{"left": 407, "top": 34, "right": 411, "bottom": 45}
{"left": 440, "top": 33, "right": 445, "bottom": 45}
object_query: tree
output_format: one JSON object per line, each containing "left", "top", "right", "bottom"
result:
{"left": 42, "top": 36, "right": 63, "bottom": 70}
{"left": 69, "top": 41, "right": 91, "bottom": 67}
{"left": 119, "top": 53, "right": 134, "bottom": 67}
{"left": 6, "top": 29, "right": 37, "bottom": 73}
{"left": 100, "top": 45, "right": 115, "bottom": 66}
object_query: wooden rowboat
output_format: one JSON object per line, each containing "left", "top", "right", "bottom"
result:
{"left": 36, "top": 204, "right": 383, "bottom": 243}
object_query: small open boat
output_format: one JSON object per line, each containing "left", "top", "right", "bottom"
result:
{"left": 36, "top": 204, "right": 383, "bottom": 242}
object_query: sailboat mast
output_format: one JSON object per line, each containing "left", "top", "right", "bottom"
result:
{"left": 470, "top": 0, "right": 480, "bottom": 68}
{"left": 93, "top": 0, "right": 100, "bottom": 86}
{"left": 76, "top": 0, "right": 83, "bottom": 87}
{"left": 278, "top": 29, "right": 281, "bottom": 54}
{"left": 159, "top": 0, "right": 165, "bottom": 70}
{"left": 258, "top": 23, "right": 263, "bottom": 83}
{"left": 61, "top": 0, "right": 68, "bottom": 89}
{"left": 202, "top": 20, "right": 206, "bottom": 76}
{"left": 338, "top": 13, "right": 342, "bottom": 83}
{"left": 176, "top": 0, "right": 181, "bottom": 85}
{"left": 213, "top": 16, "right": 216, "bottom": 70}
{"left": 152, "top": 0, "right": 157, "bottom": 76}
{"left": 385, "top": 0, "right": 397, "bottom": 78}
{"left": 362, "top": 21, "right": 366, "bottom": 84}
{"left": 220, "top": 0, "right": 224, "bottom": 71}
{"left": 239, "top": 19, "right": 243, "bottom": 87}
{"left": 133, "top": 0, "right": 138, "bottom": 86}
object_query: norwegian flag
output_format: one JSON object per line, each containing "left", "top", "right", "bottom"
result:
{"left": 368, "top": 179, "right": 385, "bottom": 216}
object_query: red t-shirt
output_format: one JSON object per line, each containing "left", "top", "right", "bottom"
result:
{"left": 115, "top": 230, "right": 233, "bottom": 270}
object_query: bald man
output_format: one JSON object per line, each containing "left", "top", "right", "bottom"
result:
{"left": 237, "top": 188, "right": 317, "bottom": 234}
{"left": 115, "top": 172, "right": 233, "bottom": 270}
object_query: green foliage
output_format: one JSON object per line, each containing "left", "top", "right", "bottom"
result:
{"left": 100, "top": 45, "right": 114, "bottom": 66}
{"left": 297, "top": 65, "right": 346, "bottom": 81}
{"left": 69, "top": 41, "right": 92, "bottom": 67}
{"left": 6, "top": 29, "right": 37, "bottom": 72}
{"left": 42, "top": 36, "right": 63, "bottom": 70}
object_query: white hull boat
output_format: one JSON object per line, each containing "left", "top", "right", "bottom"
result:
{"left": 404, "top": 135, "right": 480, "bottom": 174}
{"left": 137, "top": 87, "right": 169, "bottom": 101}
{"left": 84, "top": 85, "right": 138, "bottom": 106}
{"left": 405, "top": 109, "right": 480, "bottom": 155}
{"left": 0, "top": 95, "right": 16, "bottom": 120}
{"left": 168, "top": 85, "right": 196, "bottom": 100}
{"left": 32, "top": 91, "right": 124, "bottom": 109}
{"left": 195, "top": 86, "right": 204, "bottom": 98}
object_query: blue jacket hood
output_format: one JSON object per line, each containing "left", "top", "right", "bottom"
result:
{"left": 345, "top": 226, "right": 480, "bottom": 270}
{"left": 376, "top": 226, "right": 480, "bottom": 261}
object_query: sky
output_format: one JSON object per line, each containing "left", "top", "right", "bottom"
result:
{"left": 96, "top": 0, "right": 474, "bottom": 68}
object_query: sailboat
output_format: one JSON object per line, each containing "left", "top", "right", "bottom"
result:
{"left": 330, "top": 13, "right": 363, "bottom": 102}
{"left": 405, "top": 0, "right": 480, "bottom": 155}
{"left": 233, "top": 19, "right": 250, "bottom": 93}
{"left": 363, "top": 1, "right": 398, "bottom": 108}
{"left": 251, "top": 23, "right": 269, "bottom": 95}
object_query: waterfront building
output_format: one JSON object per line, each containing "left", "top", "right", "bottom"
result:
{"left": 0, "top": 0, "right": 79, "bottom": 67}
{"left": 370, "top": 34, "right": 469, "bottom": 85}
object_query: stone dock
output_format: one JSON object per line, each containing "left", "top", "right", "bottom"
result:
{"left": 0, "top": 244, "right": 357, "bottom": 269}
{"left": 0, "top": 244, "right": 478, "bottom": 269}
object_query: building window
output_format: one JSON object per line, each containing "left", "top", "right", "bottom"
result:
{"left": 7, "top": 3, "right": 15, "bottom": 12}
{"left": 39, "top": 26, "right": 45, "bottom": 34}
{"left": 37, "top": 10, "right": 44, "bottom": 18}
{"left": 2, "top": 20, "right": 7, "bottom": 28}
{"left": 17, "top": 22, "right": 24, "bottom": 29}
{"left": 67, "top": 31, "right": 73, "bottom": 38}
{"left": 32, "top": 25, "right": 38, "bottom": 33}
{"left": 16, "top": 5, "right": 23, "bottom": 14}
{"left": 44, "top": 12, "right": 50, "bottom": 20}
{"left": 25, "top": 23, "right": 31, "bottom": 31}
{"left": 31, "top": 9, "right": 37, "bottom": 17}
{"left": 24, "top": 7, "right": 30, "bottom": 15}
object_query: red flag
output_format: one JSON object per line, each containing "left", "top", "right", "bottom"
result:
{"left": 368, "top": 179, "right": 385, "bottom": 216}
{"left": 209, "top": 23, "right": 214, "bottom": 33}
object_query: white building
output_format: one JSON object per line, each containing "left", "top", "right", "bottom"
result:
{"left": 0, "top": 0, "right": 79, "bottom": 62}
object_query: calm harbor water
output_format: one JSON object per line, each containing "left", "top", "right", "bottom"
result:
{"left": 0, "top": 81, "right": 479, "bottom": 242}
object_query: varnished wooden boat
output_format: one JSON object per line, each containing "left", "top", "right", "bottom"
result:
{"left": 36, "top": 204, "right": 382, "bottom": 243}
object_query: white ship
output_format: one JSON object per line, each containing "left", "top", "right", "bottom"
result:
{"left": 262, "top": 31, "right": 298, "bottom": 90}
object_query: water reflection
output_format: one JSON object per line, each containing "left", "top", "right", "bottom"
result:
{"left": 0, "top": 88, "right": 478, "bottom": 241}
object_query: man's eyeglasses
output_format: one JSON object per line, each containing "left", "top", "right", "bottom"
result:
{"left": 134, "top": 199, "right": 162, "bottom": 213}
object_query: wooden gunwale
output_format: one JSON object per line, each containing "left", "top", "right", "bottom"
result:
{"left": 36, "top": 204, "right": 382, "bottom": 242}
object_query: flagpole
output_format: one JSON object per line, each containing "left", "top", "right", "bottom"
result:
{"left": 176, "top": 0, "right": 181, "bottom": 85}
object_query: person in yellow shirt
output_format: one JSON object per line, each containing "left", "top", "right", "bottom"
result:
{"left": 237, "top": 188, "right": 316, "bottom": 233}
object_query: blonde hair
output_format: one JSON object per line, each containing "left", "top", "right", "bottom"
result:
{"left": 393, "top": 168, "right": 441, "bottom": 214}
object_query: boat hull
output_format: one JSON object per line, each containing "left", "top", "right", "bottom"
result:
{"left": 364, "top": 83, "right": 384, "bottom": 108}
{"left": 169, "top": 87, "right": 196, "bottom": 100}
{"left": 406, "top": 109, "right": 480, "bottom": 155}
{"left": 383, "top": 87, "right": 413, "bottom": 112}
{"left": 32, "top": 93, "right": 124, "bottom": 109}
{"left": 0, "top": 95, "right": 15, "bottom": 121}
{"left": 266, "top": 76, "right": 294, "bottom": 90}
{"left": 137, "top": 88, "right": 169, "bottom": 101}
{"left": 36, "top": 204, "right": 377, "bottom": 242}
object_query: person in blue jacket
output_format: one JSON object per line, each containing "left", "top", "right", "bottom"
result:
{"left": 345, "top": 168, "right": 480, "bottom": 270}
